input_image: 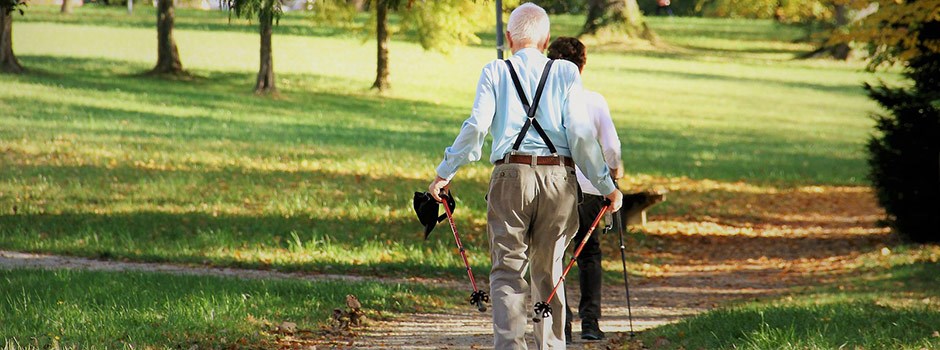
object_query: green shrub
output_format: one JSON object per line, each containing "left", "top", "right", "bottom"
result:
{"left": 865, "top": 52, "right": 940, "bottom": 243}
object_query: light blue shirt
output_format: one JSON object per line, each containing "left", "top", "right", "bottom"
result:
{"left": 435, "top": 48, "right": 616, "bottom": 195}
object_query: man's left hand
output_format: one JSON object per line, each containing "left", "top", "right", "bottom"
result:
{"left": 611, "top": 167, "right": 623, "bottom": 180}
{"left": 428, "top": 176, "right": 450, "bottom": 202}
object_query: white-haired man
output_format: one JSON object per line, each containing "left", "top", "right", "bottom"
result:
{"left": 428, "top": 3, "right": 622, "bottom": 349}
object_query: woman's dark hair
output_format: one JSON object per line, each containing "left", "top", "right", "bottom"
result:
{"left": 547, "top": 37, "right": 586, "bottom": 71}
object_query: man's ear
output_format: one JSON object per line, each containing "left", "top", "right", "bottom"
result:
{"left": 539, "top": 34, "right": 551, "bottom": 52}
{"left": 505, "top": 31, "right": 513, "bottom": 50}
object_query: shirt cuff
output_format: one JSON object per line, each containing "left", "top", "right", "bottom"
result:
{"left": 594, "top": 178, "right": 617, "bottom": 196}
{"left": 435, "top": 161, "right": 457, "bottom": 181}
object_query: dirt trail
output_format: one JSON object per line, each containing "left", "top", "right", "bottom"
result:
{"left": 329, "top": 185, "right": 893, "bottom": 349}
{"left": 0, "top": 185, "right": 891, "bottom": 350}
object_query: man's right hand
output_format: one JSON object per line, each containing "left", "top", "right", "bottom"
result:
{"left": 605, "top": 189, "right": 623, "bottom": 213}
{"left": 428, "top": 176, "right": 450, "bottom": 202}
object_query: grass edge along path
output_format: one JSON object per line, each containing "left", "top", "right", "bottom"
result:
{"left": 0, "top": 265, "right": 461, "bottom": 349}
{"left": 619, "top": 245, "right": 940, "bottom": 350}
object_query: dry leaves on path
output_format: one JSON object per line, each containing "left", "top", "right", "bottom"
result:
{"left": 334, "top": 180, "right": 895, "bottom": 349}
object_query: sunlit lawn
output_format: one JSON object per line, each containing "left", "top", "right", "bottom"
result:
{"left": 1, "top": 5, "right": 900, "bottom": 275}
{"left": 0, "top": 268, "right": 459, "bottom": 348}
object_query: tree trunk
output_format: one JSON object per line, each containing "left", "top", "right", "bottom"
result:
{"left": 0, "top": 9, "right": 24, "bottom": 74}
{"left": 347, "top": 0, "right": 366, "bottom": 11}
{"left": 149, "top": 0, "right": 184, "bottom": 75}
{"left": 371, "top": 0, "right": 389, "bottom": 91}
{"left": 800, "top": 3, "right": 852, "bottom": 60}
{"left": 255, "top": 9, "right": 276, "bottom": 94}
{"left": 60, "top": 0, "right": 71, "bottom": 14}
{"left": 829, "top": 4, "right": 851, "bottom": 60}
{"left": 773, "top": 0, "right": 785, "bottom": 22}
{"left": 581, "top": 0, "right": 656, "bottom": 43}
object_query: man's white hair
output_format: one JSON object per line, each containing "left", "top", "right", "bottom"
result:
{"left": 507, "top": 3, "right": 550, "bottom": 46}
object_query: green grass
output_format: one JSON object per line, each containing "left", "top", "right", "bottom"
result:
{"left": 633, "top": 247, "right": 940, "bottom": 350}
{"left": 0, "top": 267, "right": 460, "bottom": 348}
{"left": 1, "top": 7, "right": 900, "bottom": 274}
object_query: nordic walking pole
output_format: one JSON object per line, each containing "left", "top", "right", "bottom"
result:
{"left": 614, "top": 198, "right": 637, "bottom": 337}
{"left": 441, "top": 193, "right": 489, "bottom": 312}
{"left": 533, "top": 200, "right": 611, "bottom": 323}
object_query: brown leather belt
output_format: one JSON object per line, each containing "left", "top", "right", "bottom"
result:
{"left": 495, "top": 154, "right": 574, "bottom": 167}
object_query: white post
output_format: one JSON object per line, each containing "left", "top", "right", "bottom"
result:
{"left": 127, "top": 0, "right": 133, "bottom": 14}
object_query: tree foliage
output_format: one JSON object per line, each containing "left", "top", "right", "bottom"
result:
{"left": 400, "top": 0, "right": 490, "bottom": 54}
{"left": 226, "top": 0, "right": 282, "bottom": 26}
{"left": 528, "top": 0, "right": 587, "bottom": 14}
{"left": 833, "top": 0, "right": 940, "bottom": 69}
{"left": 366, "top": 0, "right": 492, "bottom": 54}
{"left": 694, "top": 0, "right": 875, "bottom": 24}
{"left": 0, "top": 0, "right": 25, "bottom": 15}
{"left": 696, "top": 0, "right": 830, "bottom": 21}
{"left": 581, "top": 0, "right": 656, "bottom": 42}
{"left": 309, "top": 0, "right": 358, "bottom": 23}
{"left": 367, "top": 0, "right": 493, "bottom": 91}
{"left": 864, "top": 53, "right": 940, "bottom": 243}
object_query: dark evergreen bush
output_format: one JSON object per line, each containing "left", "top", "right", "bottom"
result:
{"left": 865, "top": 51, "right": 940, "bottom": 243}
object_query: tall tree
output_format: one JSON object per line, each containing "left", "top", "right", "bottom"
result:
{"left": 372, "top": 0, "right": 390, "bottom": 90}
{"left": 0, "top": 0, "right": 24, "bottom": 74}
{"left": 581, "top": 0, "right": 656, "bottom": 42}
{"left": 849, "top": 0, "right": 940, "bottom": 242}
{"left": 60, "top": 0, "right": 71, "bottom": 14}
{"left": 149, "top": 0, "right": 184, "bottom": 75}
{"left": 226, "top": 0, "right": 282, "bottom": 94}
{"left": 369, "top": 0, "right": 492, "bottom": 91}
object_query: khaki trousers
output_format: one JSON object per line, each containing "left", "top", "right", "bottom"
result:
{"left": 487, "top": 162, "right": 579, "bottom": 350}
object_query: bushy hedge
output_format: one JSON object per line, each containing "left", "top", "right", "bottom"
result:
{"left": 865, "top": 52, "right": 940, "bottom": 243}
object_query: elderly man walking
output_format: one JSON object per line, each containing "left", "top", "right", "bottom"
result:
{"left": 428, "top": 3, "right": 622, "bottom": 349}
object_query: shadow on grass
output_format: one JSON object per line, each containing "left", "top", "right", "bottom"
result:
{"left": 1, "top": 54, "right": 886, "bottom": 281}
{"left": 5, "top": 55, "right": 869, "bottom": 185}
{"left": 606, "top": 65, "right": 864, "bottom": 96}
{"left": 6, "top": 55, "right": 467, "bottom": 156}
{"left": 0, "top": 210, "right": 492, "bottom": 276}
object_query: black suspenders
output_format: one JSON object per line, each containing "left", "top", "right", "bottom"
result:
{"left": 504, "top": 59, "right": 557, "bottom": 155}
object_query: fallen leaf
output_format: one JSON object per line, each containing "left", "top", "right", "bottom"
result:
{"left": 279, "top": 321, "right": 297, "bottom": 334}
{"left": 654, "top": 336, "right": 670, "bottom": 348}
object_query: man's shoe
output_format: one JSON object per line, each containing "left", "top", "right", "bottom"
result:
{"left": 565, "top": 322, "right": 572, "bottom": 345}
{"left": 581, "top": 319, "right": 605, "bottom": 341}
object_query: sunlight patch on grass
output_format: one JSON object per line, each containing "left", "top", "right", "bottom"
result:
{"left": 0, "top": 268, "right": 461, "bottom": 348}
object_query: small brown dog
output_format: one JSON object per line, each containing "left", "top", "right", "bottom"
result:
{"left": 619, "top": 190, "right": 666, "bottom": 226}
